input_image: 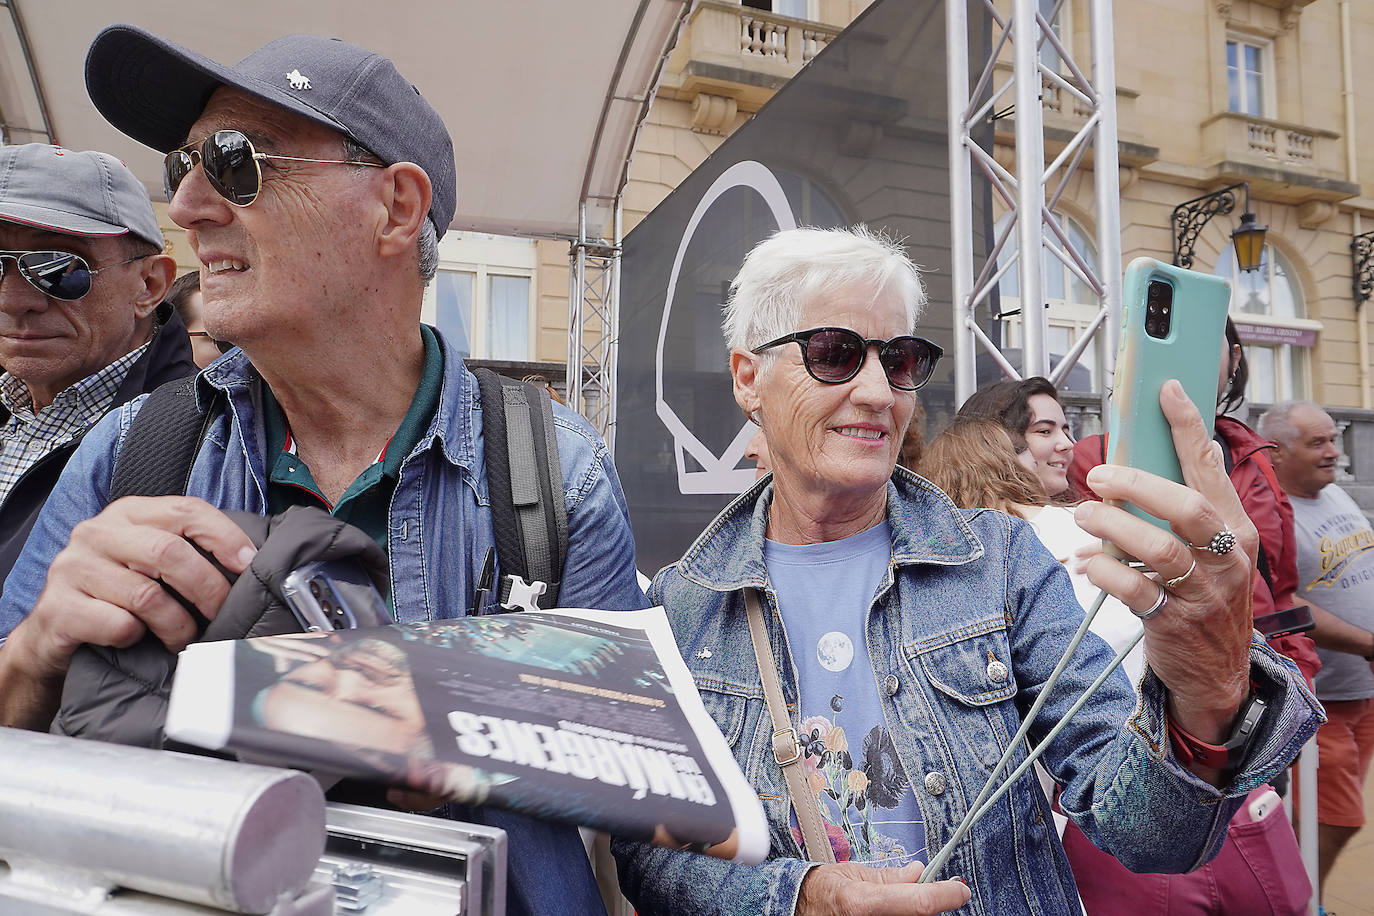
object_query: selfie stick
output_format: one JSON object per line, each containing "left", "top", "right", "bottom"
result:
{"left": 922, "top": 623, "right": 1143, "bottom": 881}
{"left": 919, "top": 587, "right": 1127, "bottom": 882}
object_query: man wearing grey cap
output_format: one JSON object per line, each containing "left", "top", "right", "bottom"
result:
{"left": 0, "top": 27, "right": 645, "bottom": 916}
{"left": 0, "top": 143, "right": 194, "bottom": 589}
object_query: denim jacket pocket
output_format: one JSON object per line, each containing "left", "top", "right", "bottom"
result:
{"left": 696, "top": 683, "right": 749, "bottom": 749}
{"left": 908, "top": 622, "right": 1018, "bottom": 769}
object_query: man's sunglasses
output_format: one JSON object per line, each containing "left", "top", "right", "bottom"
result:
{"left": 0, "top": 250, "right": 150, "bottom": 302}
{"left": 752, "top": 326, "right": 944, "bottom": 391}
{"left": 164, "top": 129, "right": 384, "bottom": 207}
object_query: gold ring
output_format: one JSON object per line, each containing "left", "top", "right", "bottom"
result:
{"left": 1164, "top": 557, "right": 1197, "bottom": 590}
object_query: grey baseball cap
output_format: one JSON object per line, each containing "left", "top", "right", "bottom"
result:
{"left": 0, "top": 143, "right": 164, "bottom": 249}
{"left": 85, "top": 25, "right": 456, "bottom": 233}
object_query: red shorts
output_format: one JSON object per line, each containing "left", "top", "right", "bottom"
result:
{"left": 1316, "top": 697, "right": 1374, "bottom": 828}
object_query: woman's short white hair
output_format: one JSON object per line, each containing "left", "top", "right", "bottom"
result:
{"left": 722, "top": 225, "right": 926, "bottom": 352}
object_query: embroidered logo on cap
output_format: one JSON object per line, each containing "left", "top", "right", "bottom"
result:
{"left": 286, "top": 69, "right": 312, "bottom": 90}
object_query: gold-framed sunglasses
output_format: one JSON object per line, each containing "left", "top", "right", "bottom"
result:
{"left": 163, "top": 129, "right": 383, "bottom": 207}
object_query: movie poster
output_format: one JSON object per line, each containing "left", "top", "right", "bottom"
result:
{"left": 167, "top": 608, "right": 768, "bottom": 863}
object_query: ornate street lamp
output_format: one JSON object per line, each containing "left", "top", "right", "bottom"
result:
{"left": 1352, "top": 229, "right": 1374, "bottom": 309}
{"left": 1171, "top": 182, "right": 1267, "bottom": 273}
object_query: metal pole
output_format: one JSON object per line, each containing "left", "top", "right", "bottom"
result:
{"left": 567, "top": 203, "right": 588, "bottom": 414}
{"left": 947, "top": 0, "right": 977, "bottom": 405}
{"left": 1298, "top": 738, "right": 1319, "bottom": 911}
{"left": 1091, "top": 0, "right": 1122, "bottom": 414}
{"left": 0, "top": 0, "right": 59, "bottom": 145}
{"left": 1013, "top": 0, "right": 1048, "bottom": 379}
{"left": 605, "top": 201, "right": 623, "bottom": 455}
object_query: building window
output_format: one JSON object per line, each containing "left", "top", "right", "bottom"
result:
{"left": 1039, "top": 0, "right": 1068, "bottom": 72}
{"left": 1226, "top": 37, "right": 1269, "bottom": 117}
{"left": 1213, "top": 243, "right": 1318, "bottom": 405}
{"left": 434, "top": 271, "right": 475, "bottom": 357}
{"left": 426, "top": 233, "right": 536, "bottom": 361}
{"left": 486, "top": 275, "right": 532, "bottom": 360}
{"left": 995, "top": 213, "right": 1102, "bottom": 391}
{"left": 741, "top": 0, "right": 811, "bottom": 19}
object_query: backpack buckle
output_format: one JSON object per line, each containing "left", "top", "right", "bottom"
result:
{"left": 498, "top": 575, "right": 547, "bottom": 613}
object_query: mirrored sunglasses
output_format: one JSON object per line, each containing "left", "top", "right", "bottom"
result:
{"left": 163, "top": 129, "right": 384, "bottom": 207}
{"left": 752, "top": 326, "right": 944, "bottom": 391}
{"left": 0, "top": 250, "right": 150, "bottom": 302}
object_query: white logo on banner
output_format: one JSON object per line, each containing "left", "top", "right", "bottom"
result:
{"left": 655, "top": 160, "right": 797, "bottom": 495}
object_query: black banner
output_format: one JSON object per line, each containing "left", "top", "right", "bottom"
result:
{"left": 618, "top": 0, "right": 994, "bottom": 574}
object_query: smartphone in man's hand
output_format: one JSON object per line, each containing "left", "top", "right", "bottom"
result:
{"left": 281, "top": 559, "right": 391, "bottom": 632}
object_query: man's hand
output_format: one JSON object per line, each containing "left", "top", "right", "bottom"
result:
{"left": 796, "top": 862, "right": 971, "bottom": 915}
{"left": 1073, "top": 381, "right": 1258, "bottom": 780}
{"left": 0, "top": 496, "right": 256, "bottom": 729}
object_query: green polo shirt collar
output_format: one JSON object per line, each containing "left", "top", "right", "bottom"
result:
{"left": 262, "top": 325, "right": 443, "bottom": 545}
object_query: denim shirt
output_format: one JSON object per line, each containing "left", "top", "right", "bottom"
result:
{"left": 612, "top": 469, "right": 1324, "bottom": 916}
{"left": 0, "top": 333, "right": 649, "bottom": 916}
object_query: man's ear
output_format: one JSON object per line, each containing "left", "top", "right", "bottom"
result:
{"left": 133, "top": 253, "right": 177, "bottom": 320}
{"left": 732, "top": 348, "right": 763, "bottom": 420}
{"left": 376, "top": 162, "right": 432, "bottom": 259}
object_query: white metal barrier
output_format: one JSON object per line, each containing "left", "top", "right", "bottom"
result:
{"left": 0, "top": 728, "right": 506, "bottom": 915}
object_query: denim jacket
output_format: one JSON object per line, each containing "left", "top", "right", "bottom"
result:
{"left": 0, "top": 333, "right": 649, "bottom": 916}
{"left": 612, "top": 469, "right": 1323, "bottom": 916}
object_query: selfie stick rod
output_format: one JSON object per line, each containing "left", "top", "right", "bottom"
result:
{"left": 921, "top": 624, "right": 1143, "bottom": 881}
{"left": 918, "top": 587, "right": 1120, "bottom": 882}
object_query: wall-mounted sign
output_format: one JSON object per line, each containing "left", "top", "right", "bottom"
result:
{"left": 1234, "top": 322, "right": 1317, "bottom": 348}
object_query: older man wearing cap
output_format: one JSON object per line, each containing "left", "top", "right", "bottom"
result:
{"left": 0, "top": 144, "right": 194, "bottom": 589}
{"left": 0, "top": 26, "right": 645, "bottom": 916}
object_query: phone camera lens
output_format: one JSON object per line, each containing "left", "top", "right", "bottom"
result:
{"left": 310, "top": 580, "right": 323, "bottom": 599}
{"left": 1147, "top": 302, "right": 1158, "bottom": 315}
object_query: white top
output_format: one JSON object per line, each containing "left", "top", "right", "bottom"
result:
{"left": 1024, "top": 505, "right": 1145, "bottom": 686}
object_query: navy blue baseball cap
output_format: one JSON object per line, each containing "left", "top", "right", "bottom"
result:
{"left": 85, "top": 25, "right": 456, "bottom": 233}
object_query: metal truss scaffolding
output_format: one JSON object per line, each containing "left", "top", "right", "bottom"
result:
{"left": 567, "top": 203, "right": 622, "bottom": 452}
{"left": 946, "top": 0, "right": 1122, "bottom": 410}
{"left": 566, "top": 1, "right": 692, "bottom": 456}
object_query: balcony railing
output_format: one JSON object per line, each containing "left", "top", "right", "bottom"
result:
{"left": 684, "top": 1, "right": 840, "bottom": 75}
{"left": 1199, "top": 111, "right": 1348, "bottom": 202}
{"left": 1242, "top": 119, "right": 1317, "bottom": 165}
{"left": 737, "top": 11, "right": 835, "bottom": 64}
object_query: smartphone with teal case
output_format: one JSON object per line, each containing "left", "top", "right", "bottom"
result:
{"left": 1105, "top": 257, "right": 1230, "bottom": 541}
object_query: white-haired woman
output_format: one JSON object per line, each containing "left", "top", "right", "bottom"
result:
{"left": 612, "top": 226, "right": 1322, "bottom": 915}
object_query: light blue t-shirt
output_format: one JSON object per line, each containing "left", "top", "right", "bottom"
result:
{"left": 764, "top": 521, "right": 926, "bottom": 866}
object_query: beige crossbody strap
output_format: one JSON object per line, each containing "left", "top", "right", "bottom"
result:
{"left": 744, "top": 587, "right": 836, "bottom": 865}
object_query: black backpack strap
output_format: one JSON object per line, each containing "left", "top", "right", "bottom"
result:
{"left": 110, "top": 377, "right": 219, "bottom": 500}
{"left": 473, "top": 368, "right": 568, "bottom": 611}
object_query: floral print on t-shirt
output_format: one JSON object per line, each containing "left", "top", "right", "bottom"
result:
{"left": 789, "top": 693, "right": 920, "bottom": 865}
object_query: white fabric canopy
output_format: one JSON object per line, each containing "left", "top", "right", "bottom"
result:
{"left": 13, "top": 0, "right": 689, "bottom": 238}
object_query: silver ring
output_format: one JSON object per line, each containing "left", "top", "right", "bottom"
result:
{"left": 1132, "top": 582, "right": 1168, "bottom": 621}
{"left": 1193, "top": 527, "right": 1237, "bottom": 556}
{"left": 1164, "top": 557, "right": 1197, "bottom": 589}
